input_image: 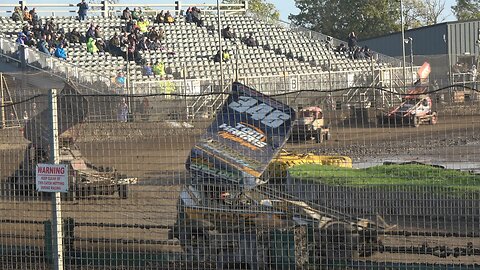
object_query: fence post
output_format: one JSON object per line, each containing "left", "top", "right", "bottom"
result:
{"left": 49, "top": 89, "right": 64, "bottom": 270}
{"left": 20, "top": 0, "right": 26, "bottom": 11}
{"left": 102, "top": 0, "right": 109, "bottom": 17}
{"left": 175, "top": 1, "right": 181, "bottom": 17}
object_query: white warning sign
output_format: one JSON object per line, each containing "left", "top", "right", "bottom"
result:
{"left": 36, "top": 164, "right": 69, "bottom": 193}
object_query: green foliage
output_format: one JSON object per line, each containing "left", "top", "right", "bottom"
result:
{"left": 452, "top": 0, "right": 480, "bottom": 21}
{"left": 289, "top": 164, "right": 480, "bottom": 191}
{"left": 289, "top": 0, "right": 401, "bottom": 40}
{"left": 223, "top": 0, "right": 280, "bottom": 21}
{"left": 290, "top": 0, "right": 446, "bottom": 40}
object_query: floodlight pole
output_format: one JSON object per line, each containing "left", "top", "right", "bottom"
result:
{"left": 400, "top": 0, "right": 407, "bottom": 91}
{"left": 217, "top": 0, "right": 224, "bottom": 88}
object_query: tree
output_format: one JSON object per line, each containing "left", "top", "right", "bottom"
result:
{"left": 421, "top": 0, "right": 447, "bottom": 25}
{"left": 223, "top": 0, "right": 280, "bottom": 21}
{"left": 452, "top": 0, "right": 480, "bottom": 21}
{"left": 289, "top": 0, "right": 401, "bottom": 40}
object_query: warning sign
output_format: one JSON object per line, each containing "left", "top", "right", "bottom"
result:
{"left": 36, "top": 164, "right": 69, "bottom": 193}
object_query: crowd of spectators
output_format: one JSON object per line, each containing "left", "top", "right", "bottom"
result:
{"left": 9, "top": 3, "right": 377, "bottom": 81}
{"left": 331, "top": 32, "right": 373, "bottom": 60}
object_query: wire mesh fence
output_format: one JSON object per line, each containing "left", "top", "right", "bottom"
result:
{"left": 0, "top": 70, "right": 480, "bottom": 269}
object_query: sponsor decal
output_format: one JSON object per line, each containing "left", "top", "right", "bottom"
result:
{"left": 228, "top": 96, "right": 291, "bottom": 128}
{"left": 217, "top": 122, "right": 267, "bottom": 151}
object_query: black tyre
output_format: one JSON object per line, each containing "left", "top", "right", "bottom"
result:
{"left": 315, "top": 130, "right": 323, "bottom": 143}
{"left": 118, "top": 184, "right": 129, "bottom": 199}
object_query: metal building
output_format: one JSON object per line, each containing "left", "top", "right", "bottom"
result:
{"left": 360, "top": 20, "right": 480, "bottom": 83}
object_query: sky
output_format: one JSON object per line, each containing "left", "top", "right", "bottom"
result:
{"left": 270, "top": 0, "right": 457, "bottom": 22}
{"left": 0, "top": 0, "right": 459, "bottom": 22}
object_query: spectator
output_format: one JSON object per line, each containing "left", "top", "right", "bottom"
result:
{"left": 185, "top": 7, "right": 194, "bottom": 23}
{"left": 364, "top": 46, "right": 373, "bottom": 58}
{"left": 108, "top": 32, "right": 122, "bottom": 56}
{"left": 53, "top": 33, "right": 68, "bottom": 49}
{"left": 347, "top": 31, "right": 357, "bottom": 52}
{"left": 86, "top": 24, "right": 96, "bottom": 41}
{"left": 67, "top": 28, "right": 82, "bottom": 43}
{"left": 120, "top": 31, "right": 129, "bottom": 47}
{"left": 137, "top": 17, "right": 150, "bottom": 33}
{"left": 23, "top": 7, "right": 32, "bottom": 23}
{"left": 148, "top": 27, "right": 160, "bottom": 42}
{"left": 125, "top": 35, "right": 139, "bottom": 61}
{"left": 335, "top": 43, "right": 347, "bottom": 53}
{"left": 221, "top": 26, "right": 235, "bottom": 39}
{"left": 143, "top": 62, "right": 153, "bottom": 76}
{"left": 122, "top": 7, "right": 132, "bottom": 20}
{"left": 16, "top": 32, "right": 27, "bottom": 46}
{"left": 30, "top": 8, "right": 40, "bottom": 26}
{"left": 191, "top": 7, "right": 203, "bottom": 27}
{"left": 132, "top": 8, "right": 143, "bottom": 20}
{"left": 94, "top": 25, "right": 103, "bottom": 39}
{"left": 137, "top": 36, "right": 149, "bottom": 51}
{"left": 244, "top": 34, "right": 257, "bottom": 47}
{"left": 153, "top": 60, "right": 166, "bottom": 78}
{"left": 125, "top": 19, "right": 136, "bottom": 33}
{"left": 32, "top": 24, "right": 42, "bottom": 39}
{"left": 117, "top": 98, "right": 129, "bottom": 122}
{"left": 214, "top": 50, "right": 229, "bottom": 62}
{"left": 165, "top": 11, "right": 175, "bottom": 24}
{"left": 155, "top": 11, "right": 165, "bottom": 24}
{"left": 25, "top": 32, "right": 37, "bottom": 47}
{"left": 37, "top": 37, "right": 50, "bottom": 55}
{"left": 86, "top": 37, "right": 99, "bottom": 53}
{"left": 54, "top": 44, "right": 67, "bottom": 60}
{"left": 286, "top": 50, "right": 294, "bottom": 59}
{"left": 77, "top": 0, "right": 89, "bottom": 21}
{"left": 115, "top": 72, "right": 126, "bottom": 94}
{"left": 325, "top": 36, "right": 333, "bottom": 50}
{"left": 141, "top": 97, "right": 150, "bottom": 121}
{"left": 222, "top": 49, "right": 230, "bottom": 61}
{"left": 45, "top": 18, "right": 57, "bottom": 33}
{"left": 22, "top": 24, "right": 31, "bottom": 36}
{"left": 12, "top": 7, "right": 23, "bottom": 22}
{"left": 96, "top": 38, "right": 106, "bottom": 52}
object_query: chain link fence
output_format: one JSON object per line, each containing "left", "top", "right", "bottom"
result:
{"left": 0, "top": 70, "right": 480, "bottom": 269}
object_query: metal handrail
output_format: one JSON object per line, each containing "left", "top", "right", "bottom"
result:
{"left": 0, "top": 38, "right": 110, "bottom": 93}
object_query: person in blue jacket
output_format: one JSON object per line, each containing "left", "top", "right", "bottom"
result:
{"left": 77, "top": 0, "right": 89, "bottom": 21}
{"left": 54, "top": 44, "right": 67, "bottom": 60}
{"left": 37, "top": 37, "right": 51, "bottom": 55}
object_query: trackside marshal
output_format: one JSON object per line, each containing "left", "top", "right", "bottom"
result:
{"left": 36, "top": 164, "right": 69, "bottom": 193}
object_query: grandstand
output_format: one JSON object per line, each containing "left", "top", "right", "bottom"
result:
{"left": 0, "top": 1, "right": 407, "bottom": 118}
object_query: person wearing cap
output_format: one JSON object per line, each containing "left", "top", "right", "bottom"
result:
{"left": 77, "top": 0, "right": 89, "bottom": 21}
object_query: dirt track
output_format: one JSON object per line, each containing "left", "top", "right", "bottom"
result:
{"left": 1, "top": 113, "right": 480, "bottom": 267}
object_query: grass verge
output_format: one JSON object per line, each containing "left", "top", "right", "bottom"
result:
{"left": 288, "top": 164, "right": 480, "bottom": 192}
